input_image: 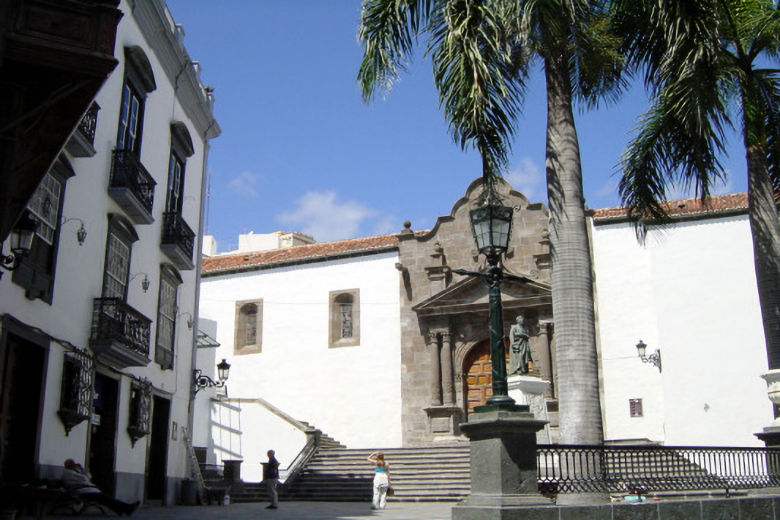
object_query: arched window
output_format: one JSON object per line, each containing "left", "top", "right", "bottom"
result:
{"left": 234, "top": 300, "right": 262, "bottom": 355}
{"left": 329, "top": 289, "right": 360, "bottom": 348}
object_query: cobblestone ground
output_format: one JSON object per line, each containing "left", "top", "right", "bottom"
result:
{"left": 40, "top": 501, "right": 454, "bottom": 520}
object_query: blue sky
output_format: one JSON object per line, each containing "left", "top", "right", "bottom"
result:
{"left": 166, "top": 0, "right": 745, "bottom": 250}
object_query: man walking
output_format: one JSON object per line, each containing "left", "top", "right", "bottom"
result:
{"left": 262, "top": 450, "right": 280, "bottom": 509}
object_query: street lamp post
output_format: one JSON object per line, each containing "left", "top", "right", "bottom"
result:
{"left": 452, "top": 182, "right": 552, "bottom": 520}
{"left": 454, "top": 188, "right": 525, "bottom": 410}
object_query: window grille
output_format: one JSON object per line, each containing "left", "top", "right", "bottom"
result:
{"left": 340, "top": 303, "right": 353, "bottom": 339}
{"left": 127, "top": 379, "right": 152, "bottom": 447}
{"left": 57, "top": 349, "right": 94, "bottom": 435}
{"left": 629, "top": 398, "right": 643, "bottom": 417}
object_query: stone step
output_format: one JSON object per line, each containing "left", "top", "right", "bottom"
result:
{"left": 278, "top": 445, "right": 473, "bottom": 502}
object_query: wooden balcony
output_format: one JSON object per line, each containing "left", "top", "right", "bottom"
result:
{"left": 0, "top": 0, "right": 121, "bottom": 242}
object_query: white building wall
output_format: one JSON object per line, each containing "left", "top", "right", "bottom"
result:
{"left": 0, "top": 0, "right": 216, "bottom": 504}
{"left": 592, "top": 214, "right": 771, "bottom": 447}
{"left": 199, "top": 251, "right": 403, "bottom": 455}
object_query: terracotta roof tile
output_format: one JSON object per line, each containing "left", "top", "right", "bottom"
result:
{"left": 203, "top": 194, "right": 752, "bottom": 274}
{"left": 590, "top": 193, "right": 748, "bottom": 222}
{"left": 202, "top": 234, "right": 399, "bottom": 275}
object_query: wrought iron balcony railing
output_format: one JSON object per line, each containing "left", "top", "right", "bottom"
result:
{"left": 90, "top": 297, "right": 152, "bottom": 368}
{"left": 66, "top": 102, "right": 101, "bottom": 157}
{"left": 537, "top": 444, "right": 780, "bottom": 495}
{"left": 109, "top": 150, "right": 156, "bottom": 224}
{"left": 77, "top": 102, "right": 99, "bottom": 145}
{"left": 161, "top": 211, "right": 195, "bottom": 270}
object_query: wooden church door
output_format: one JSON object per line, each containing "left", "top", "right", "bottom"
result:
{"left": 463, "top": 338, "right": 510, "bottom": 416}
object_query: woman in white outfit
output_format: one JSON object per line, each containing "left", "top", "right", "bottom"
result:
{"left": 367, "top": 451, "right": 390, "bottom": 509}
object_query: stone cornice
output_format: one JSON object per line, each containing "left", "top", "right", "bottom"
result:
{"left": 131, "top": 0, "right": 221, "bottom": 140}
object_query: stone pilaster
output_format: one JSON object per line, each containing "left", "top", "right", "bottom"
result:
{"left": 441, "top": 331, "right": 454, "bottom": 405}
{"left": 536, "top": 321, "right": 553, "bottom": 398}
{"left": 428, "top": 331, "right": 442, "bottom": 406}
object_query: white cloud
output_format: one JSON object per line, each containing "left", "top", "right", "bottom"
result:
{"left": 504, "top": 157, "right": 544, "bottom": 200}
{"left": 276, "top": 191, "right": 377, "bottom": 242}
{"left": 226, "top": 171, "right": 261, "bottom": 198}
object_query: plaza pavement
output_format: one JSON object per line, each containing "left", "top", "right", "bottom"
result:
{"left": 42, "top": 501, "right": 455, "bottom": 520}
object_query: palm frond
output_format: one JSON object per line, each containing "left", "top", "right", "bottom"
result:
{"left": 611, "top": 0, "right": 720, "bottom": 95}
{"left": 570, "top": 7, "right": 627, "bottom": 109}
{"left": 357, "top": 0, "right": 436, "bottom": 102}
{"left": 753, "top": 68, "right": 780, "bottom": 194}
{"left": 429, "top": 0, "right": 527, "bottom": 178}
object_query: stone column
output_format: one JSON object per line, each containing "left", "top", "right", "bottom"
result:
{"left": 428, "top": 331, "right": 442, "bottom": 406}
{"left": 440, "top": 331, "right": 454, "bottom": 405}
{"left": 536, "top": 321, "right": 553, "bottom": 398}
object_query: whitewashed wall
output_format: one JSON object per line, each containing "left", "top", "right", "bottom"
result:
{"left": 0, "top": 0, "right": 212, "bottom": 502}
{"left": 199, "top": 251, "right": 403, "bottom": 453}
{"left": 592, "top": 214, "right": 771, "bottom": 447}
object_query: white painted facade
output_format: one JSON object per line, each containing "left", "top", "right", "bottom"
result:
{"left": 198, "top": 251, "right": 404, "bottom": 472}
{"left": 591, "top": 213, "right": 771, "bottom": 447}
{"left": 195, "top": 196, "right": 773, "bottom": 474}
{"left": 0, "top": 0, "right": 218, "bottom": 505}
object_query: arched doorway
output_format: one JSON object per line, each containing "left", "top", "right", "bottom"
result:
{"left": 462, "top": 339, "right": 510, "bottom": 416}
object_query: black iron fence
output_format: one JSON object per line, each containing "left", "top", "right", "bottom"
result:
{"left": 537, "top": 444, "right": 780, "bottom": 494}
{"left": 110, "top": 150, "right": 156, "bottom": 214}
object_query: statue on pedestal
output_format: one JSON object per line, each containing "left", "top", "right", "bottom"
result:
{"left": 508, "top": 315, "right": 531, "bottom": 375}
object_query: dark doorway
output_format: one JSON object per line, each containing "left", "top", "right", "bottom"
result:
{"left": 0, "top": 332, "right": 46, "bottom": 484}
{"left": 89, "top": 373, "right": 118, "bottom": 495}
{"left": 146, "top": 394, "right": 169, "bottom": 502}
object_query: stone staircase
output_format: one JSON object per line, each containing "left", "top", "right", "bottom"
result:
{"left": 231, "top": 445, "right": 471, "bottom": 503}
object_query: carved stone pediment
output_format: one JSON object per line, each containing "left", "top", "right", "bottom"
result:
{"left": 412, "top": 272, "right": 551, "bottom": 318}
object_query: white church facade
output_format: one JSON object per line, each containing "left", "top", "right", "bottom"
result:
{"left": 195, "top": 181, "right": 772, "bottom": 480}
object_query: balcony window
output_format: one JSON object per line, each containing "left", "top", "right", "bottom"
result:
{"left": 91, "top": 216, "right": 148, "bottom": 368}
{"left": 117, "top": 82, "right": 143, "bottom": 154}
{"left": 116, "top": 46, "right": 156, "bottom": 155}
{"left": 12, "top": 156, "right": 75, "bottom": 303}
{"left": 166, "top": 121, "right": 194, "bottom": 215}
{"left": 103, "top": 232, "right": 130, "bottom": 300}
{"left": 155, "top": 265, "right": 182, "bottom": 370}
{"left": 166, "top": 152, "right": 184, "bottom": 214}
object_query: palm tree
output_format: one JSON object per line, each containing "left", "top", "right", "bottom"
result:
{"left": 614, "top": 0, "right": 780, "bottom": 372}
{"left": 358, "top": 0, "right": 623, "bottom": 444}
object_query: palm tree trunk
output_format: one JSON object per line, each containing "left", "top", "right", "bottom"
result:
{"left": 743, "top": 97, "right": 780, "bottom": 374}
{"left": 544, "top": 49, "right": 603, "bottom": 444}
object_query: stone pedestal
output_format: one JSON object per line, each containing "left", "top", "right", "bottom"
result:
{"left": 508, "top": 375, "right": 552, "bottom": 444}
{"left": 424, "top": 405, "right": 463, "bottom": 438}
{"left": 757, "top": 370, "right": 780, "bottom": 446}
{"left": 451, "top": 408, "right": 553, "bottom": 520}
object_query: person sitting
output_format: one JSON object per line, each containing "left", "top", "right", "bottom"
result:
{"left": 62, "top": 459, "right": 139, "bottom": 516}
